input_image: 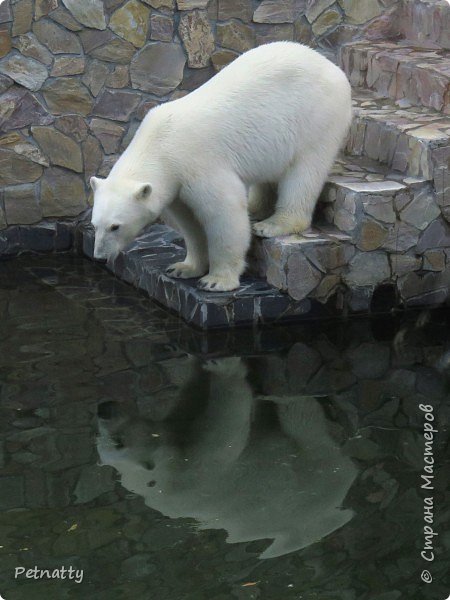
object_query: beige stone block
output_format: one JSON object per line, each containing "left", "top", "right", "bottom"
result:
{"left": 177, "top": 0, "right": 209, "bottom": 9}
{"left": 130, "top": 42, "right": 186, "bottom": 95}
{"left": 61, "top": 0, "right": 106, "bottom": 30}
{"left": 253, "top": 0, "right": 295, "bottom": 24}
{"left": 82, "top": 135, "right": 103, "bottom": 182}
{"left": 0, "top": 149, "right": 43, "bottom": 186}
{"left": 51, "top": 56, "right": 85, "bottom": 77}
{"left": 109, "top": 0, "right": 151, "bottom": 48}
{"left": 42, "top": 78, "right": 94, "bottom": 116}
{"left": 4, "top": 184, "right": 42, "bottom": 225}
{"left": 40, "top": 167, "right": 88, "bottom": 217}
{"left": 90, "top": 38, "right": 136, "bottom": 64}
{"left": 312, "top": 7, "right": 342, "bottom": 36}
{"left": 32, "top": 126, "right": 83, "bottom": 172}
{"left": 218, "top": 0, "right": 252, "bottom": 21}
{"left": 90, "top": 118, "right": 126, "bottom": 154}
{"left": 211, "top": 49, "right": 238, "bottom": 71}
{"left": 0, "top": 54, "right": 48, "bottom": 91}
{"left": 150, "top": 13, "right": 174, "bottom": 42}
{"left": 33, "top": 19, "right": 83, "bottom": 54}
{"left": 306, "top": 0, "right": 335, "bottom": 23}
{"left": 356, "top": 219, "right": 389, "bottom": 251}
{"left": 12, "top": 0, "right": 33, "bottom": 36}
{"left": 178, "top": 10, "right": 215, "bottom": 68}
{"left": 11, "top": 33, "right": 53, "bottom": 65}
{"left": 338, "top": 0, "right": 383, "bottom": 25}
{"left": 216, "top": 20, "right": 254, "bottom": 53}
{"left": 142, "top": 0, "right": 174, "bottom": 8}
{"left": 0, "top": 25, "right": 11, "bottom": 59}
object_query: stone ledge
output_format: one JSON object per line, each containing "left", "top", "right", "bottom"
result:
{"left": 78, "top": 213, "right": 450, "bottom": 330}
{"left": 78, "top": 223, "right": 343, "bottom": 329}
{"left": 317, "top": 155, "right": 439, "bottom": 245}
{"left": 3, "top": 210, "right": 450, "bottom": 330}
{"left": 340, "top": 41, "right": 450, "bottom": 113}
{"left": 250, "top": 228, "right": 352, "bottom": 302}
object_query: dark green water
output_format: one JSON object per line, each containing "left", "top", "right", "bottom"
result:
{"left": 0, "top": 255, "right": 449, "bottom": 600}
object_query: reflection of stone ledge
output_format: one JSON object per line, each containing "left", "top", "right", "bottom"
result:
{"left": 0, "top": 220, "right": 75, "bottom": 256}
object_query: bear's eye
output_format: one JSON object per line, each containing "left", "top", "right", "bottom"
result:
{"left": 110, "top": 224, "right": 120, "bottom": 232}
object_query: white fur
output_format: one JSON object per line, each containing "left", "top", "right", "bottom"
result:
{"left": 91, "top": 41, "right": 352, "bottom": 291}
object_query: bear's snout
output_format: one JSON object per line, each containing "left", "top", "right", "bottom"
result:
{"left": 93, "top": 239, "right": 110, "bottom": 262}
{"left": 93, "top": 252, "right": 108, "bottom": 263}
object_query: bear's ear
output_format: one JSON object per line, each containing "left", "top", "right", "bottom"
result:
{"left": 90, "top": 176, "right": 103, "bottom": 192}
{"left": 135, "top": 183, "right": 152, "bottom": 201}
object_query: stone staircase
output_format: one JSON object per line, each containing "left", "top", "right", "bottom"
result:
{"left": 341, "top": 43, "right": 449, "bottom": 113}
{"left": 80, "top": 0, "right": 450, "bottom": 329}
{"left": 252, "top": 0, "right": 450, "bottom": 317}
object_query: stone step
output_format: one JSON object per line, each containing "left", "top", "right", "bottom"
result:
{"left": 317, "top": 154, "right": 440, "bottom": 244}
{"left": 339, "top": 41, "right": 450, "bottom": 113}
{"left": 254, "top": 216, "right": 450, "bottom": 315}
{"left": 253, "top": 152, "right": 450, "bottom": 311}
{"left": 401, "top": 0, "right": 450, "bottom": 50}
{"left": 250, "top": 226, "right": 353, "bottom": 303}
{"left": 346, "top": 89, "right": 450, "bottom": 203}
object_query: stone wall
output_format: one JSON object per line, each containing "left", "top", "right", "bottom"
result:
{"left": 0, "top": 0, "right": 399, "bottom": 233}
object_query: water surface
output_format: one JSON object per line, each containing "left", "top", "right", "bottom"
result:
{"left": 0, "top": 256, "right": 449, "bottom": 599}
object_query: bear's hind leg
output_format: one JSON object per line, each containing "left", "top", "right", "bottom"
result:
{"left": 248, "top": 183, "right": 276, "bottom": 221}
{"left": 253, "top": 151, "right": 331, "bottom": 238}
{"left": 163, "top": 200, "right": 209, "bottom": 279}
{"left": 190, "top": 176, "right": 250, "bottom": 292}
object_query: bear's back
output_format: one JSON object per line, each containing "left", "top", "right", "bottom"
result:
{"left": 188, "top": 41, "right": 348, "bottom": 102}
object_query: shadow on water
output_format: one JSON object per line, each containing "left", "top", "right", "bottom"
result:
{"left": 0, "top": 255, "right": 449, "bottom": 599}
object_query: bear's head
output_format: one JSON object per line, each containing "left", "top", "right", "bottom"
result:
{"left": 90, "top": 176, "right": 154, "bottom": 261}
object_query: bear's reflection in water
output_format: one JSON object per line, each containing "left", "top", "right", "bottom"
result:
{"left": 97, "top": 357, "right": 358, "bottom": 559}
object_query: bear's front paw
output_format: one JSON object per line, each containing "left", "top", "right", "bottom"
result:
{"left": 166, "top": 262, "right": 207, "bottom": 279}
{"left": 198, "top": 273, "right": 240, "bottom": 292}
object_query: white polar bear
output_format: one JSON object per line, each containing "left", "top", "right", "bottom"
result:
{"left": 90, "top": 41, "right": 352, "bottom": 291}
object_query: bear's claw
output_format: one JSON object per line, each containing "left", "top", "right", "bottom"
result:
{"left": 198, "top": 274, "right": 240, "bottom": 292}
{"left": 165, "top": 262, "right": 206, "bottom": 279}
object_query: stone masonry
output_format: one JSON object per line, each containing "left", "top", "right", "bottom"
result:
{"left": 0, "top": 0, "right": 404, "bottom": 234}
{"left": 251, "top": 0, "right": 450, "bottom": 316}
{"left": 1, "top": 0, "right": 450, "bottom": 327}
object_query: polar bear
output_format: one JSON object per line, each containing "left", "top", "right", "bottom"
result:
{"left": 90, "top": 41, "right": 352, "bottom": 291}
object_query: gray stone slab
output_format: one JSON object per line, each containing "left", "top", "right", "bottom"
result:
{"left": 78, "top": 223, "right": 339, "bottom": 329}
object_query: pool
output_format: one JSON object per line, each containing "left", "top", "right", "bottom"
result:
{"left": 0, "top": 255, "right": 449, "bottom": 599}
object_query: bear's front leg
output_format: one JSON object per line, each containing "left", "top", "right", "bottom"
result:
{"left": 188, "top": 176, "right": 250, "bottom": 292}
{"left": 162, "top": 201, "right": 209, "bottom": 280}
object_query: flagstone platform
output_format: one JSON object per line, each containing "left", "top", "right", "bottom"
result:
{"left": 78, "top": 222, "right": 346, "bottom": 329}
